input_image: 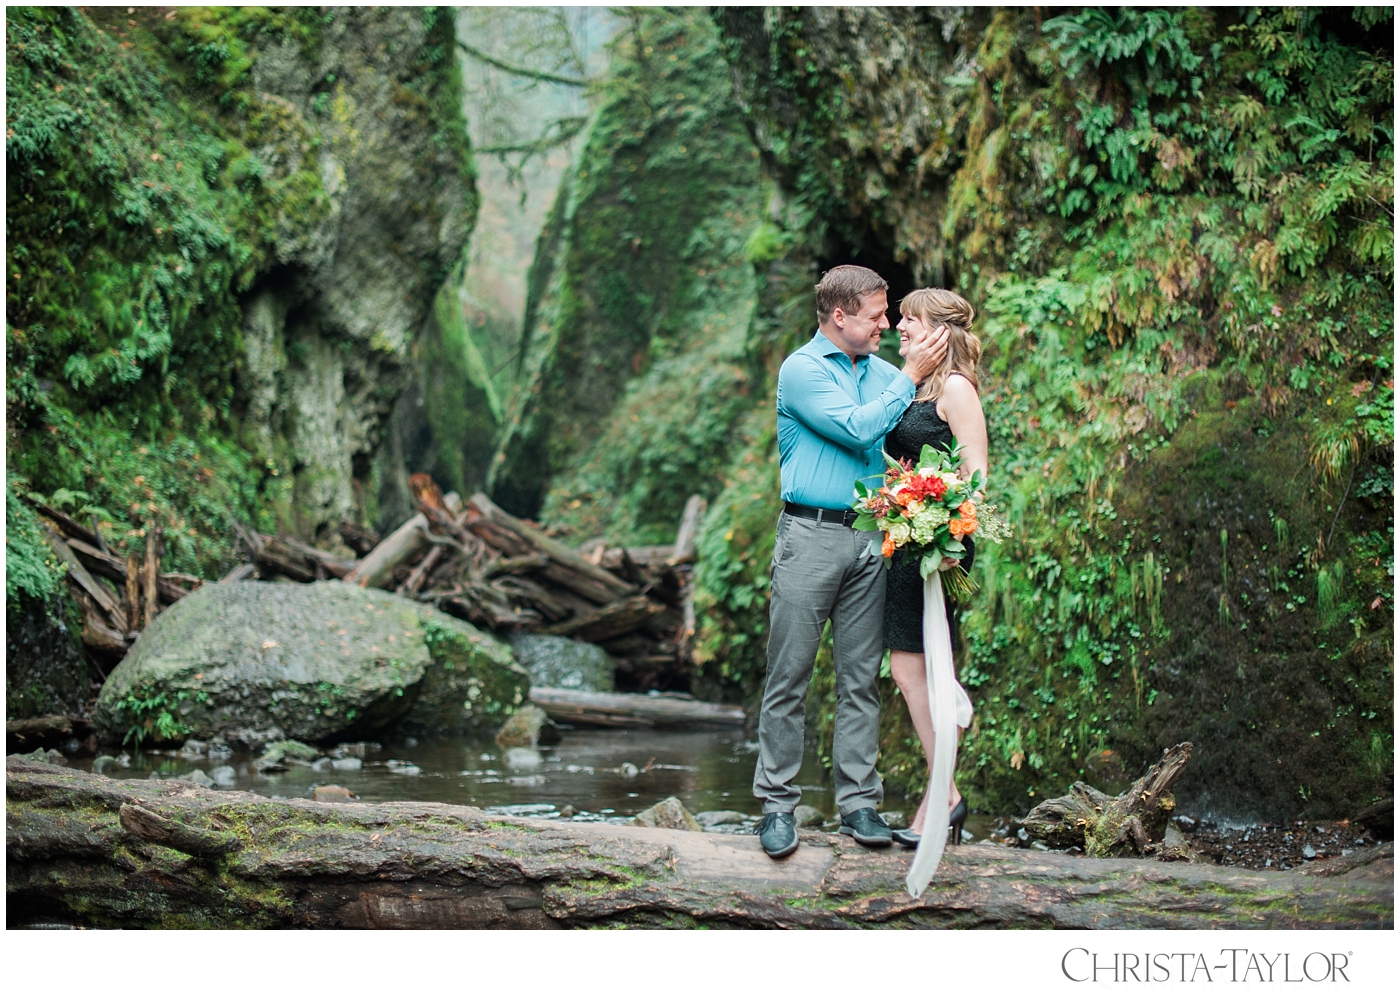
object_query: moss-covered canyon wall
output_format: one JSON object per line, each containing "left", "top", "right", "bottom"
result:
{"left": 6, "top": 6, "right": 476, "bottom": 714}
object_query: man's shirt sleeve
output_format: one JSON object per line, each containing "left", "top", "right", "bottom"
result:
{"left": 779, "top": 355, "right": 916, "bottom": 451}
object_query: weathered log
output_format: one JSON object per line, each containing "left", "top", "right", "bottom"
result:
{"left": 463, "top": 513, "right": 535, "bottom": 557}
{"left": 1021, "top": 742, "right": 1194, "bottom": 857}
{"left": 542, "top": 595, "right": 666, "bottom": 643}
{"left": 157, "top": 573, "right": 200, "bottom": 604}
{"left": 141, "top": 525, "right": 161, "bottom": 628}
{"left": 252, "top": 537, "right": 318, "bottom": 582}
{"left": 1353, "top": 799, "right": 1393, "bottom": 841}
{"left": 338, "top": 521, "right": 381, "bottom": 558}
{"left": 493, "top": 575, "right": 570, "bottom": 622}
{"left": 417, "top": 500, "right": 478, "bottom": 552}
{"left": 469, "top": 493, "right": 635, "bottom": 600}
{"left": 483, "top": 553, "right": 552, "bottom": 578}
{"left": 6, "top": 759, "right": 1390, "bottom": 929}
{"left": 538, "top": 559, "right": 623, "bottom": 605}
{"left": 529, "top": 687, "right": 745, "bottom": 728}
{"left": 35, "top": 503, "right": 104, "bottom": 548}
{"left": 231, "top": 519, "right": 266, "bottom": 559}
{"left": 615, "top": 545, "right": 675, "bottom": 568}
{"left": 65, "top": 535, "right": 126, "bottom": 584}
{"left": 398, "top": 544, "right": 445, "bottom": 597}
{"left": 7, "top": 716, "right": 75, "bottom": 744}
{"left": 43, "top": 529, "right": 122, "bottom": 622}
{"left": 123, "top": 552, "right": 141, "bottom": 632}
{"left": 80, "top": 599, "right": 130, "bottom": 654}
{"left": 440, "top": 593, "right": 541, "bottom": 631}
{"left": 269, "top": 535, "right": 356, "bottom": 579}
{"left": 671, "top": 494, "right": 706, "bottom": 564}
{"left": 219, "top": 563, "right": 257, "bottom": 584}
{"left": 342, "top": 513, "right": 430, "bottom": 589}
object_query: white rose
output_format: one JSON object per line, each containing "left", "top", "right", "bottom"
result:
{"left": 887, "top": 522, "right": 911, "bottom": 546}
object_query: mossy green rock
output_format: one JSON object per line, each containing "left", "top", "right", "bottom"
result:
{"left": 505, "top": 634, "right": 615, "bottom": 692}
{"left": 92, "top": 582, "right": 526, "bottom": 745}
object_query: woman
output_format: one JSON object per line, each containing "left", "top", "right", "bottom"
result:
{"left": 881, "top": 288, "right": 988, "bottom": 857}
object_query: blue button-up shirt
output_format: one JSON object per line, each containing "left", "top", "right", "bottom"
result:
{"left": 776, "top": 331, "right": 916, "bottom": 509}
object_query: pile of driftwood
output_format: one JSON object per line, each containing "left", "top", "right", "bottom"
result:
{"left": 35, "top": 502, "right": 203, "bottom": 665}
{"left": 39, "top": 478, "right": 707, "bottom": 693}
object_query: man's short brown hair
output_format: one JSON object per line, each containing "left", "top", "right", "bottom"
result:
{"left": 814, "top": 265, "right": 889, "bottom": 323}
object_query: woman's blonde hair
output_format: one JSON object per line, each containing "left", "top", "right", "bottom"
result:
{"left": 901, "top": 287, "right": 981, "bottom": 402}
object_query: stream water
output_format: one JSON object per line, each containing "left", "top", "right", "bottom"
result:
{"left": 74, "top": 729, "right": 1002, "bottom": 839}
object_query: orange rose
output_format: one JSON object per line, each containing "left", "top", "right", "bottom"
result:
{"left": 962, "top": 517, "right": 978, "bottom": 536}
{"left": 948, "top": 518, "right": 964, "bottom": 538}
{"left": 958, "top": 500, "right": 976, "bottom": 517}
{"left": 881, "top": 533, "right": 896, "bottom": 558}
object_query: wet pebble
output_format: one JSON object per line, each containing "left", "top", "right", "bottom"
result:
{"left": 44, "top": 749, "right": 68, "bottom": 766}
{"left": 794, "top": 805, "right": 825, "bottom": 828}
{"left": 183, "top": 769, "right": 215, "bottom": 788}
{"left": 618, "top": 761, "right": 639, "bottom": 778}
{"left": 696, "top": 810, "right": 751, "bottom": 829}
{"left": 1302, "top": 843, "right": 1318, "bottom": 859}
{"left": 210, "top": 765, "right": 237, "bottom": 788}
{"left": 385, "top": 759, "right": 422, "bottom": 776}
{"left": 506, "top": 775, "right": 546, "bottom": 787}
{"left": 311, "top": 785, "right": 358, "bottom": 802}
{"left": 332, "top": 757, "right": 363, "bottom": 771}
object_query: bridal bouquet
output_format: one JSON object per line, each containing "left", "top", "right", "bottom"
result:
{"left": 851, "top": 440, "right": 1011, "bottom": 600}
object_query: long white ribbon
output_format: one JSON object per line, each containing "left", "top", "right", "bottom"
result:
{"left": 905, "top": 568, "right": 973, "bottom": 899}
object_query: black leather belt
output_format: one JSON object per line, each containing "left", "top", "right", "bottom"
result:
{"left": 784, "top": 502, "right": 859, "bottom": 527}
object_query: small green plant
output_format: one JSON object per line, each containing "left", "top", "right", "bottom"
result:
{"left": 117, "top": 685, "right": 208, "bottom": 748}
{"left": 1316, "top": 560, "right": 1346, "bottom": 624}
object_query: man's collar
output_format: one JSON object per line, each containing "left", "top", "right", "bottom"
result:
{"left": 809, "top": 329, "right": 869, "bottom": 363}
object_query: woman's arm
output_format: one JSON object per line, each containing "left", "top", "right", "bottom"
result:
{"left": 936, "top": 373, "right": 988, "bottom": 488}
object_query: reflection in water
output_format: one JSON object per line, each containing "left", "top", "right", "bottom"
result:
{"left": 84, "top": 729, "right": 835, "bottom": 821}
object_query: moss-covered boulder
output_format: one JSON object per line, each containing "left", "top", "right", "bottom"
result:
{"left": 92, "top": 581, "right": 526, "bottom": 747}
{"left": 505, "top": 634, "right": 615, "bottom": 692}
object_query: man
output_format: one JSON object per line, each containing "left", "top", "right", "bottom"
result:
{"left": 754, "top": 265, "right": 948, "bottom": 858}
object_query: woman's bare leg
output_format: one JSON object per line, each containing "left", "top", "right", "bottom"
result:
{"left": 890, "top": 650, "right": 961, "bottom": 834}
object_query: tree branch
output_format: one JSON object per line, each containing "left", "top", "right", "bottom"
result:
{"left": 456, "top": 40, "right": 590, "bottom": 88}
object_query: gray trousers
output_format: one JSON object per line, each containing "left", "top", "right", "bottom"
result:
{"left": 753, "top": 512, "right": 886, "bottom": 816}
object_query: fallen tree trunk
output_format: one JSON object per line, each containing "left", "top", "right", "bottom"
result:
{"left": 542, "top": 595, "right": 667, "bottom": 643}
{"left": 529, "top": 687, "right": 746, "bottom": 728}
{"left": 343, "top": 513, "right": 430, "bottom": 589}
{"left": 469, "top": 492, "right": 635, "bottom": 601}
{"left": 44, "top": 529, "right": 122, "bottom": 623}
{"left": 6, "top": 717, "right": 89, "bottom": 752}
{"left": 6, "top": 759, "right": 1390, "bottom": 929}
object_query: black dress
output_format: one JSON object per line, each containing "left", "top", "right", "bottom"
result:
{"left": 882, "top": 400, "right": 975, "bottom": 653}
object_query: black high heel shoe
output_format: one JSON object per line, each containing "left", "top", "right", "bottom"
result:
{"left": 892, "top": 798, "right": 968, "bottom": 849}
{"left": 948, "top": 797, "right": 968, "bottom": 847}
